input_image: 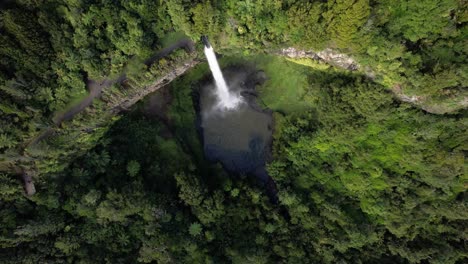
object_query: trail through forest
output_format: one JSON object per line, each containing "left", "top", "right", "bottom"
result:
{"left": 54, "top": 38, "right": 195, "bottom": 125}
{"left": 5, "top": 38, "right": 196, "bottom": 193}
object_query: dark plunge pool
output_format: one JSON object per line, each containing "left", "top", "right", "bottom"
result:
{"left": 197, "top": 65, "right": 278, "bottom": 201}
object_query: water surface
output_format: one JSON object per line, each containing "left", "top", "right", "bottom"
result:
{"left": 198, "top": 67, "right": 277, "bottom": 193}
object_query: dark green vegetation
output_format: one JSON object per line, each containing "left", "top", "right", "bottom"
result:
{"left": 1, "top": 0, "right": 467, "bottom": 263}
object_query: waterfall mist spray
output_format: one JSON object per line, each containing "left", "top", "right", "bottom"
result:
{"left": 203, "top": 44, "right": 242, "bottom": 110}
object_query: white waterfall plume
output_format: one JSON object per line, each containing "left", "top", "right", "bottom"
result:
{"left": 203, "top": 45, "right": 242, "bottom": 110}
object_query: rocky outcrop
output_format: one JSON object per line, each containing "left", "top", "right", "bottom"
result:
{"left": 279, "top": 47, "right": 359, "bottom": 71}
{"left": 279, "top": 47, "right": 467, "bottom": 114}
{"left": 109, "top": 60, "right": 200, "bottom": 114}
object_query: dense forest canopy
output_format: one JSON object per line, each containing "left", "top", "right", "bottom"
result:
{"left": 0, "top": 0, "right": 467, "bottom": 263}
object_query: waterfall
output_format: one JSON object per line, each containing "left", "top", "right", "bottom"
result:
{"left": 203, "top": 45, "right": 241, "bottom": 110}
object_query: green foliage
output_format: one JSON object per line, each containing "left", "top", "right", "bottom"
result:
{"left": 189, "top": 223, "right": 202, "bottom": 236}
{"left": 0, "top": 134, "right": 16, "bottom": 150}
{"left": 379, "top": 0, "right": 458, "bottom": 42}
{"left": 286, "top": 2, "right": 328, "bottom": 49}
{"left": 190, "top": 2, "right": 221, "bottom": 40}
{"left": 226, "top": 55, "right": 312, "bottom": 113}
{"left": 324, "top": 0, "right": 371, "bottom": 51}
{"left": 0, "top": 174, "right": 22, "bottom": 201}
{"left": 267, "top": 70, "right": 467, "bottom": 262}
{"left": 127, "top": 160, "right": 140, "bottom": 177}
{"left": 0, "top": 0, "right": 467, "bottom": 263}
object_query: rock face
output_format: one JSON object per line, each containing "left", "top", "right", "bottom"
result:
{"left": 279, "top": 47, "right": 359, "bottom": 71}
{"left": 279, "top": 47, "right": 467, "bottom": 114}
{"left": 110, "top": 60, "right": 200, "bottom": 114}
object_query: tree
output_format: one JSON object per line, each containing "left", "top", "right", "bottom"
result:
{"left": 126, "top": 160, "right": 140, "bottom": 177}
{"left": 380, "top": 0, "right": 458, "bottom": 42}
{"left": 324, "top": 0, "right": 371, "bottom": 51}
{"left": 189, "top": 222, "right": 202, "bottom": 236}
